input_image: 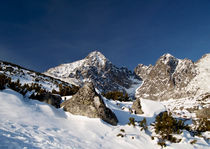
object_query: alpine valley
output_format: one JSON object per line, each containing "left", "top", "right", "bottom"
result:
{"left": 0, "top": 51, "right": 209, "bottom": 149}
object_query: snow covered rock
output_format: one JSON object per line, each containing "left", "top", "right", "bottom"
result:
{"left": 45, "top": 51, "right": 141, "bottom": 96}
{"left": 134, "top": 64, "right": 153, "bottom": 81}
{"left": 61, "top": 82, "right": 118, "bottom": 125}
{"left": 186, "top": 54, "right": 210, "bottom": 96}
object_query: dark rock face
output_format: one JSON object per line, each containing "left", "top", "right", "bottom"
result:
{"left": 45, "top": 51, "right": 141, "bottom": 96}
{"left": 30, "top": 93, "right": 62, "bottom": 108}
{"left": 135, "top": 54, "right": 196, "bottom": 100}
{"left": 61, "top": 82, "right": 118, "bottom": 126}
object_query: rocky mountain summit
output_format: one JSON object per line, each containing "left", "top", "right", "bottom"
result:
{"left": 61, "top": 82, "right": 118, "bottom": 125}
{"left": 45, "top": 51, "right": 141, "bottom": 96}
{"left": 135, "top": 53, "right": 197, "bottom": 100}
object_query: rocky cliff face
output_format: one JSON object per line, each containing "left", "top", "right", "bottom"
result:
{"left": 61, "top": 82, "right": 118, "bottom": 125}
{"left": 135, "top": 53, "right": 198, "bottom": 100}
{"left": 45, "top": 51, "right": 141, "bottom": 95}
{"left": 134, "top": 64, "right": 153, "bottom": 81}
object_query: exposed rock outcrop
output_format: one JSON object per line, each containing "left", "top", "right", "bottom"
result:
{"left": 132, "top": 99, "right": 144, "bottom": 114}
{"left": 134, "top": 64, "right": 153, "bottom": 81}
{"left": 61, "top": 82, "right": 118, "bottom": 126}
{"left": 135, "top": 53, "right": 196, "bottom": 100}
{"left": 196, "top": 107, "right": 210, "bottom": 119}
{"left": 30, "top": 93, "right": 62, "bottom": 108}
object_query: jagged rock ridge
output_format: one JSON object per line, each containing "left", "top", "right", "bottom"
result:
{"left": 45, "top": 51, "right": 141, "bottom": 95}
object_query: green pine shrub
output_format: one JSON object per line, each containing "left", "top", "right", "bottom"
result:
{"left": 193, "top": 118, "right": 210, "bottom": 135}
{"left": 0, "top": 74, "right": 11, "bottom": 90}
{"left": 154, "top": 111, "right": 189, "bottom": 145}
{"left": 157, "top": 140, "right": 166, "bottom": 148}
{"left": 116, "top": 133, "right": 124, "bottom": 137}
{"left": 120, "top": 129, "right": 125, "bottom": 133}
{"left": 139, "top": 118, "right": 147, "bottom": 131}
{"left": 8, "top": 79, "right": 22, "bottom": 92}
{"left": 190, "top": 139, "right": 197, "bottom": 144}
{"left": 102, "top": 91, "right": 129, "bottom": 101}
{"left": 58, "top": 84, "right": 79, "bottom": 96}
{"left": 128, "top": 117, "right": 135, "bottom": 127}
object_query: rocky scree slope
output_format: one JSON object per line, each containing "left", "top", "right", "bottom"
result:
{"left": 45, "top": 51, "right": 141, "bottom": 95}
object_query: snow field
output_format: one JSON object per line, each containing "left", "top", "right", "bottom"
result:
{"left": 0, "top": 89, "right": 209, "bottom": 149}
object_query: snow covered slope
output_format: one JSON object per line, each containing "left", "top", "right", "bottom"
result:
{"left": 0, "top": 60, "right": 76, "bottom": 93}
{"left": 186, "top": 54, "right": 210, "bottom": 96}
{"left": 1, "top": 89, "right": 209, "bottom": 149}
{"left": 45, "top": 51, "right": 141, "bottom": 96}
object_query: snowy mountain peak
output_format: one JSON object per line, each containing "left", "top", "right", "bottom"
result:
{"left": 135, "top": 54, "right": 196, "bottom": 100}
{"left": 162, "top": 53, "right": 174, "bottom": 58}
{"left": 86, "top": 51, "right": 107, "bottom": 60}
{"left": 158, "top": 53, "right": 178, "bottom": 65}
{"left": 45, "top": 51, "right": 141, "bottom": 95}
{"left": 196, "top": 53, "right": 210, "bottom": 65}
{"left": 85, "top": 51, "right": 110, "bottom": 67}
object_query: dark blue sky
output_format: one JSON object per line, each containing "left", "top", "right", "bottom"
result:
{"left": 0, "top": 0, "right": 210, "bottom": 72}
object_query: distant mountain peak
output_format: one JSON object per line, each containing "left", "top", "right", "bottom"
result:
{"left": 85, "top": 51, "right": 110, "bottom": 67}
{"left": 45, "top": 50, "right": 141, "bottom": 95}
{"left": 157, "top": 53, "right": 178, "bottom": 66}
{"left": 162, "top": 53, "right": 174, "bottom": 58}
{"left": 86, "top": 51, "right": 106, "bottom": 59}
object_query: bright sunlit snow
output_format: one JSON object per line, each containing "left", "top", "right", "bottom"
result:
{"left": 0, "top": 89, "right": 209, "bottom": 149}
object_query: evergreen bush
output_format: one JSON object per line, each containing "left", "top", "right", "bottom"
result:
{"left": 154, "top": 111, "right": 188, "bottom": 145}
{"left": 0, "top": 74, "right": 11, "bottom": 90}
{"left": 194, "top": 118, "right": 210, "bottom": 134}
{"left": 139, "top": 118, "right": 147, "bottom": 131}
{"left": 128, "top": 117, "right": 135, "bottom": 127}
{"left": 102, "top": 91, "right": 129, "bottom": 101}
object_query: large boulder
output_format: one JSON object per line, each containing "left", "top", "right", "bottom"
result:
{"left": 61, "top": 82, "right": 118, "bottom": 126}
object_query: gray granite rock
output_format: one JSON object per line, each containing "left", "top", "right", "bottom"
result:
{"left": 61, "top": 82, "right": 118, "bottom": 125}
{"left": 132, "top": 99, "right": 144, "bottom": 114}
